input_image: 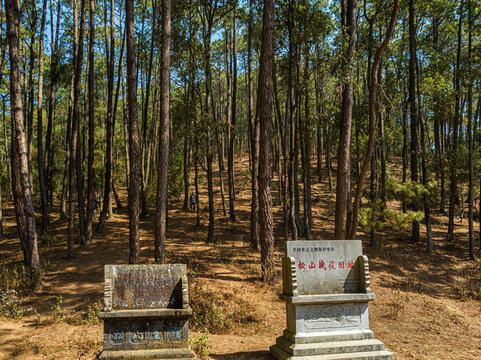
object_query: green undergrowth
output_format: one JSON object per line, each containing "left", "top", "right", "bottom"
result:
{"left": 190, "top": 283, "right": 260, "bottom": 333}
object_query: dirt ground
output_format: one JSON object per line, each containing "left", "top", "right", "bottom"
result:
{"left": 0, "top": 158, "right": 480, "bottom": 360}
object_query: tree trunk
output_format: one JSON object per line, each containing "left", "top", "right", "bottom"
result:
{"left": 335, "top": 0, "right": 357, "bottom": 240}
{"left": 85, "top": 0, "right": 95, "bottom": 244}
{"left": 228, "top": 8, "right": 237, "bottom": 222}
{"left": 126, "top": 0, "right": 140, "bottom": 263}
{"left": 467, "top": 0, "right": 475, "bottom": 260}
{"left": 45, "top": 0, "right": 61, "bottom": 207}
{"left": 68, "top": 0, "right": 87, "bottom": 258}
{"left": 98, "top": 0, "right": 115, "bottom": 231}
{"left": 155, "top": 0, "right": 171, "bottom": 263}
{"left": 6, "top": 0, "right": 41, "bottom": 289}
{"left": 408, "top": 0, "right": 419, "bottom": 243}
{"left": 348, "top": 0, "right": 398, "bottom": 239}
{"left": 248, "top": 0, "right": 259, "bottom": 250}
{"left": 287, "top": 0, "right": 298, "bottom": 240}
{"left": 447, "top": 0, "right": 464, "bottom": 242}
{"left": 302, "top": 41, "right": 311, "bottom": 240}
{"left": 37, "top": 0, "right": 49, "bottom": 236}
{"left": 257, "top": 0, "right": 276, "bottom": 285}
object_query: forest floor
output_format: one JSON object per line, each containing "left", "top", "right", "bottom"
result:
{"left": 0, "top": 158, "right": 481, "bottom": 360}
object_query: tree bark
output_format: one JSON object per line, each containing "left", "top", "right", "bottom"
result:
{"left": 334, "top": 0, "right": 357, "bottom": 240}
{"left": 228, "top": 7, "right": 237, "bottom": 222}
{"left": 68, "top": 0, "right": 87, "bottom": 258}
{"left": 126, "top": 0, "right": 140, "bottom": 263}
{"left": 98, "top": 0, "right": 115, "bottom": 231}
{"left": 408, "top": 0, "right": 420, "bottom": 243}
{"left": 257, "top": 0, "right": 276, "bottom": 284}
{"left": 85, "top": 0, "right": 95, "bottom": 244}
{"left": 447, "top": 0, "right": 464, "bottom": 242}
{"left": 155, "top": 0, "right": 171, "bottom": 263}
{"left": 248, "top": 0, "right": 259, "bottom": 250}
{"left": 6, "top": 0, "right": 41, "bottom": 289}
{"left": 467, "top": 0, "right": 475, "bottom": 260}
{"left": 37, "top": 0, "right": 49, "bottom": 236}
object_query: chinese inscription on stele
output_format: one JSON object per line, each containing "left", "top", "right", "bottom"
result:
{"left": 271, "top": 240, "right": 394, "bottom": 360}
{"left": 99, "top": 264, "right": 197, "bottom": 360}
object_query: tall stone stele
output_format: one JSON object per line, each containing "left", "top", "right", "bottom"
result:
{"left": 100, "top": 264, "right": 197, "bottom": 360}
{"left": 271, "top": 240, "right": 394, "bottom": 360}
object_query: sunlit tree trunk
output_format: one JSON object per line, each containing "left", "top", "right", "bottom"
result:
{"left": 85, "top": 0, "right": 95, "bottom": 244}
{"left": 155, "top": 0, "right": 171, "bottom": 263}
{"left": 257, "top": 0, "right": 276, "bottom": 284}
{"left": 334, "top": 0, "right": 357, "bottom": 240}
{"left": 6, "top": 0, "right": 41, "bottom": 289}
{"left": 126, "top": 0, "right": 140, "bottom": 263}
{"left": 68, "top": 0, "right": 87, "bottom": 257}
{"left": 37, "top": 0, "right": 48, "bottom": 236}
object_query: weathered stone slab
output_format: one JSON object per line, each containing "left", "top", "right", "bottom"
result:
{"left": 103, "top": 318, "right": 188, "bottom": 351}
{"left": 284, "top": 240, "right": 362, "bottom": 295}
{"left": 100, "top": 264, "right": 196, "bottom": 360}
{"left": 105, "top": 264, "right": 186, "bottom": 310}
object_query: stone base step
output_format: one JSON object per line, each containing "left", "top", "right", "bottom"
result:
{"left": 99, "top": 347, "right": 197, "bottom": 360}
{"left": 277, "top": 337, "right": 386, "bottom": 357}
{"left": 271, "top": 343, "right": 393, "bottom": 360}
{"left": 283, "top": 329, "right": 374, "bottom": 344}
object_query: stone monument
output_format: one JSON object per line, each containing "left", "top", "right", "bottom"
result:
{"left": 270, "top": 240, "right": 393, "bottom": 359}
{"left": 100, "top": 264, "right": 197, "bottom": 360}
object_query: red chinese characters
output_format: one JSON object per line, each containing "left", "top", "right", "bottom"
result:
{"left": 296, "top": 259, "right": 355, "bottom": 271}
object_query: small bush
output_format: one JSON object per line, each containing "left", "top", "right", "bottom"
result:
{"left": 191, "top": 333, "right": 212, "bottom": 360}
{"left": 0, "top": 289, "right": 23, "bottom": 319}
{"left": 0, "top": 260, "right": 32, "bottom": 294}
{"left": 455, "top": 266, "right": 481, "bottom": 300}
{"left": 386, "top": 288, "right": 407, "bottom": 319}
{"left": 52, "top": 295, "right": 67, "bottom": 323}
{"left": 190, "top": 284, "right": 259, "bottom": 333}
{"left": 85, "top": 300, "right": 103, "bottom": 324}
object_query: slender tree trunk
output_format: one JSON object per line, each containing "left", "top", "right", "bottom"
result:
{"left": 85, "top": 0, "right": 95, "bottom": 244}
{"left": 228, "top": 8, "right": 237, "bottom": 222}
{"left": 141, "top": 0, "right": 158, "bottom": 219}
{"left": 335, "top": 0, "right": 357, "bottom": 240}
{"left": 45, "top": 0, "right": 61, "bottom": 207}
{"left": 467, "top": 0, "right": 475, "bottom": 260}
{"left": 248, "top": 0, "right": 259, "bottom": 250}
{"left": 273, "top": 65, "right": 289, "bottom": 242}
{"left": 302, "top": 40, "right": 311, "bottom": 240}
{"left": 348, "top": 0, "right": 398, "bottom": 239}
{"left": 6, "top": 0, "right": 41, "bottom": 289}
{"left": 26, "top": 16, "right": 36, "bottom": 181}
{"left": 126, "top": 0, "right": 140, "bottom": 263}
{"left": 98, "top": 0, "right": 115, "bottom": 231}
{"left": 370, "top": 147, "right": 378, "bottom": 248}
{"left": 155, "top": 0, "right": 171, "bottom": 263}
{"left": 37, "top": 0, "right": 49, "bottom": 236}
{"left": 408, "top": 0, "right": 419, "bottom": 243}
{"left": 257, "top": 0, "right": 276, "bottom": 284}
{"left": 447, "top": 0, "right": 464, "bottom": 242}
{"left": 68, "top": 0, "right": 87, "bottom": 258}
{"left": 402, "top": 93, "right": 408, "bottom": 213}
{"left": 202, "top": 12, "right": 215, "bottom": 244}
{"left": 287, "top": 0, "right": 298, "bottom": 240}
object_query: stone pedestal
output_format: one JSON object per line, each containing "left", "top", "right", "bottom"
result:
{"left": 100, "top": 264, "right": 197, "bottom": 360}
{"left": 270, "top": 241, "right": 393, "bottom": 360}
